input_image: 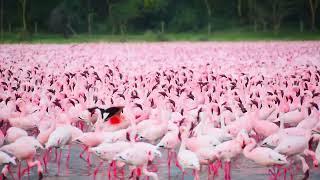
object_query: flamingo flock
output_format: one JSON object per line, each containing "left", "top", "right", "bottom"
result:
{"left": 0, "top": 42, "right": 320, "bottom": 180}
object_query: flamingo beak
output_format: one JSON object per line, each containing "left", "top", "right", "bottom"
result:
{"left": 260, "top": 143, "right": 275, "bottom": 149}
{"left": 102, "top": 106, "right": 124, "bottom": 121}
{"left": 241, "top": 142, "right": 246, "bottom": 149}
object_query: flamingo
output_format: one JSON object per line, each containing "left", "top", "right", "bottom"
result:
{"left": 176, "top": 126, "right": 200, "bottom": 180}
{"left": 0, "top": 138, "right": 44, "bottom": 179}
{"left": 137, "top": 108, "right": 171, "bottom": 144}
{"left": 73, "top": 131, "right": 111, "bottom": 164}
{"left": 212, "top": 129, "right": 250, "bottom": 180}
{"left": 262, "top": 129, "right": 319, "bottom": 178}
{"left": 156, "top": 120, "right": 180, "bottom": 172}
{"left": 45, "top": 125, "right": 73, "bottom": 174}
{"left": 5, "top": 127, "right": 28, "bottom": 144}
{"left": 243, "top": 137, "right": 288, "bottom": 177}
{"left": 114, "top": 142, "right": 162, "bottom": 180}
{"left": 250, "top": 107, "right": 279, "bottom": 138}
{"left": 0, "top": 151, "right": 16, "bottom": 178}
{"left": 90, "top": 141, "right": 132, "bottom": 178}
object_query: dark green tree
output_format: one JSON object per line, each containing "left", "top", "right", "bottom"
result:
{"left": 308, "top": 0, "right": 319, "bottom": 31}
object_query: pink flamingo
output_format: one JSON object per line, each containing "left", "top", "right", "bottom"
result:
{"left": 5, "top": 127, "right": 28, "bottom": 144}
{"left": 0, "top": 151, "right": 16, "bottom": 179}
{"left": 176, "top": 126, "right": 200, "bottom": 180}
{"left": 114, "top": 142, "right": 162, "bottom": 180}
{"left": 73, "top": 131, "right": 111, "bottom": 164}
{"left": 0, "top": 138, "right": 44, "bottom": 179}
{"left": 89, "top": 141, "right": 131, "bottom": 178}
{"left": 157, "top": 120, "right": 181, "bottom": 177}
{"left": 212, "top": 129, "right": 250, "bottom": 180}
{"left": 250, "top": 107, "right": 279, "bottom": 138}
{"left": 45, "top": 125, "right": 73, "bottom": 174}
{"left": 136, "top": 109, "right": 170, "bottom": 144}
{"left": 243, "top": 138, "right": 288, "bottom": 178}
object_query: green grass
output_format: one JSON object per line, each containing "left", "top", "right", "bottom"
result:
{"left": 1, "top": 30, "right": 320, "bottom": 44}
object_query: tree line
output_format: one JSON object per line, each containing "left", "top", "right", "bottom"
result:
{"left": 0, "top": 0, "right": 319, "bottom": 37}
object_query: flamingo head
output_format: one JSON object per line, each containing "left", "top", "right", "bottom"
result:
{"left": 225, "top": 125, "right": 238, "bottom": 137}
{"left": 135, "top": 133, "right": 145, "bottom": 142}
{"left": 236, "top": 129, "right": 250, "bottom": 148}
{"left": 33, "top": 140, "right": 45, "bottom": 150}
{"left": 271, "top": 153, "right": 288, "bottom": 165}
{"left": 114, "top": 150, "right": 131, "bottom": 163}
{"left": 147, "top": 149, "right": 162, "bottom": 161}
{"left": 89, "top": 147, "right": 102, "bottom": 157}
{"left": 260, "top": 134, "right": 280, "bottom": 148}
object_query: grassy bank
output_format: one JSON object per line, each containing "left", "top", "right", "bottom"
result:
{"left": 1, "top": 31, "right": 320, "bottom": 44}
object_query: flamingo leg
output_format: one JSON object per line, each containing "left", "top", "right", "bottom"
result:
{"left": 283, "top": 167, "right": 287, "bottom": 180}
{"left": 141, "top": 165, "right": 158, "bottom": 180}
{"left": 42, "top": 150, "right": 48, "bottom": 173}
{"left": 67, "top": 145, "right": 71, "bottom": 161}
{"left": 297, "top": 155, "right": 309, "bottom": 180}
{"left": 129, "top": 167, "right": 141, "bottom": 180}
{"left": 181, "top": 171, "right": 185, "bottom": 180}
{"left": 112, "top": 161, "right": 117, "bottom": 178}
{"left": 148, "top": 161, "right": 158, "bottom": 172}
{"left": 121, "top": 167, "right": 125, "bottom": 179}
{"left": 128, "top": 168, "right": 135, "bottom": 179}
{"left": 47, "top": 148, "right": 51, "bottom": 161}
{"left": 275, "top": 165, "right": 281, "bottom": 178}
{"left": 193, "top": 169, "right": 199, "bottom": 180}
{"left": 79, "top": 146, "right": 88, "bottom": 159}
{"left": 213, "top": 162, "right": 220, "bottom": 177}
{"left": 173, "top": 151, "right": 178, "bottom": 166}
{"left": 57, "top": 148, "right": 62, "bottom": 175}
{"left": 20, "top": 164, "right": 30, "bottom": 178}
{"left": 23, "top": 159, "right": 43, "bottom": 179}
{"left": 7, "top": 165, "right": 15, "bottom": 180}
{"left": 287, "top": 163, "right": 293, "bottom": 180}
{"left": 269, "top": 166, "right": 280, "bottom": 180}
{"left": 228, "top": 161, "right": 231, "bottom": 180}
{"left": 54, "top": 148, "right": 58, "bottom": 162}
{"left": 290, "top": 165, "right": 294, "bottom": 180}
{"left": 93, "top": 161, "right": 103, "bottom": 177}
{"left": 167, "top": 150, "right": 171, "bottom": 178}
{"left": 211, "top": 163, "right": 218, "bottom": 176}
{"left": 175, "top": 160, "right": 183, "bottom": 172}
{"left": 224, "top": 162, "right": 227, "bottom": 180}
{"left": 107, "top": 162, "right": 112, "bottom": 179}
{"left": 17, "top": 161, "right": 21, "bottom": 180}
{"left": 1, "top": 165, "right": 10, "bottom": 180}
{"left": 303, "top": 149, "right": 318, "bottom": 167}
{"left": 207, "top": 164, "right": 211, "bottom": 180}
{"left": 86, "top": 151, "right": 91, "bottom": 165}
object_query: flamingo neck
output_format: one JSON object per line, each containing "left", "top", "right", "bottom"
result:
{"left": 250, "top": 107, "right": 261, "bottom": 126}
{"left": 142, "top": 166, "right": 158, "bottom": 180}
{"left": 179, "top": 136, "right": 186, "bottom": 153}
{"left": 243, "top": 140, "right": 256, "bottom": 157}
{"left": 220, "top": 115, "right": 226, "bottom": 129}
{"left": 279, "top": 114, "right": 285, "bottom": 129}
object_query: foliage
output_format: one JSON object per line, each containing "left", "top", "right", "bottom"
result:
{"left": 0, "top": 0, "right": 319, "bottom": 37}
{"left": 169, "top": 5, "right": 199, "bottom": 32}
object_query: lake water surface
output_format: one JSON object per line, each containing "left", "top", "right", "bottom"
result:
{"left": 9, "top": 144, "right": 320, "bottom": 180}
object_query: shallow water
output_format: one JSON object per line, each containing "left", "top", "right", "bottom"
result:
{"left": 8, "top": 144, "right": 320, "bottom": 180}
